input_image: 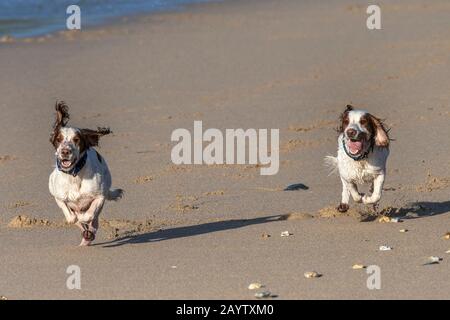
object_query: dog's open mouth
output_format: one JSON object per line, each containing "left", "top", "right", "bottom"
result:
{"left": 347, "top": 138, "right": 365, "bottom": 155}
{"left": 59, "top": 159, "right": 74, "bottom": 169}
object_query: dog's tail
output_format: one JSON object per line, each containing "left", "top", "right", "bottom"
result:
{"left": 107, "top": 188, "right": 124, "bottom": 201}
{"left": 324, "top": 155, "right": 338, "bottom": 176}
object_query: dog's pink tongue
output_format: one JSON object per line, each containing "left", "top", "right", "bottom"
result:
{"left": 348, "top": 140, "right": 363, "bottom": 154}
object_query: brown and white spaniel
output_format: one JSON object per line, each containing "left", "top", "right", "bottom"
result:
{"left": 49, "top": 101, "right": 123, "bottom": 246}
{"left": 325, "top": 105, "right": 390, "bottom": 213}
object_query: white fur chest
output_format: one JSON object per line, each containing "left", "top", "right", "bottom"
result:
{"left": 340, "top": 158, "right": 375, "bottom": 184}
{"left": 49, "top": 148, "right": 112, "bottom": 209}
{"left": 336, "top": 135, "right": 388, "bottom": 185}
{"left": 49, "top": 168, "right": 101, "bottom": 203}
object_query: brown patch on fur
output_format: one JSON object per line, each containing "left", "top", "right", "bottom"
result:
{"left": 50, "top": 101, "right": 70, "bottom": 148}
{"left": 49, "top": 101, "right": 112, "bottom": 152}
{"left": 337, "top": 104, "right": 391, "bottom": 147}
{"left": 337, "top": 105, "right": 353, "bottom": 133}
{"left": 368, "top": 114, "right": 390, "bottom": 147}
{"left": 72, "top": 130, "right": 86, "bottom": 153}
{"left": 79, "top": 127, "right": 112, "bottom": 152}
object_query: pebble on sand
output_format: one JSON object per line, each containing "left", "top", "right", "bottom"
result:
{"left": 304, "top": 271, "right": 321, "bottom": 278}
{"left": 254, "top": 291, "right": 271, "bottom": 299}
{"left": 280, "top": 231, "right": 292, "bottom": 237}
{"left": 378, "top": 216, "right": 390, "bottom": 223}
{"left": 443, "top": 232, "right": 450, "bottom": 240}
{"left": 378, "top": 216, "right": 401, "bottom": 223}
{"left": 248, "top": 283, "right": 263, "bottom": 290}
{"left": 423, "top": 256, "right": 442, "bottom": 265}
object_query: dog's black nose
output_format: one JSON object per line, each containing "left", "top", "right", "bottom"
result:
{"left": 61, "top": 148, "right": 71, "bottom": 157}
{"left": 346, "top": 128, "right": 357, "bottom": 139}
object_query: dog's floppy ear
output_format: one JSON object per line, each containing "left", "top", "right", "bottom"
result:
{"left": 50, "top": 101, "right": 70, "bottom": 147}
{"left": 80, "top": 127, "right": 112, "bottom": 148}
{"left": 337, "top": 104, "right": 353, "bottom": 133}
{"left": 369, "top": 114, "right": 390, "bottom": 147}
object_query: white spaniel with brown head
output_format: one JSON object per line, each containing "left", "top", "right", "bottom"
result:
{"left": 49, "top": 101, "right": 123, "bottom": 246}
{"left": 326, "top": 105, "right": 390, "bottom": 213}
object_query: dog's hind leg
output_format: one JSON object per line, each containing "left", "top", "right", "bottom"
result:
{"left": 75, "top": 221, "right": 94, "bottom": 246}
{"left": 77, "top": 197, "right": 105, "bottom": 246}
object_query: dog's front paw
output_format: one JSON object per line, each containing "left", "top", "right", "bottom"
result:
{"left": 337, "top": 203, "right": 349, "bottom": 213}
{"left": 362, "top": 194, "right": 379, "bottom": 205}
{"left": 65, "top": 215, "right": 77, "bottom": 224}
{"left": 77, "top": 214, "right": 93, "bottom": 224}
{"left": 353, "top": 193, "right": 363, "bottom": 203}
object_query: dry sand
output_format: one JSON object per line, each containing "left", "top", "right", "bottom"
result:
{"left": 1, "top": 0, "right": 450, "bottom": 299}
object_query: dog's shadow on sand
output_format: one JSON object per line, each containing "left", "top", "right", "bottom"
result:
{"left": 385, "top": 200, "right": 450, "bottom": 220}
{"left": 96, "top": 201, "right": 450, "bottom": 248}
{"left": 97, "top": 215, "right": 282, "bottom": 248}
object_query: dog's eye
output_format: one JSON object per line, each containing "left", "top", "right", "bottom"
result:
{"left": 360, "top": 119, "right": 367, "bottom": 125}
{"left": 73, "top": 137, "right": 80, "bottom": 144}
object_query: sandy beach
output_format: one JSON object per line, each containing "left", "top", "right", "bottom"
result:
{"left": 1, "top": 0, "right": 450, "bottom": 299}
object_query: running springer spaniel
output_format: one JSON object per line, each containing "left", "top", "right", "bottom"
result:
{"left": 49, "top": 101, "right": 123, "bottom": 246}
{"left": 325, "top": 105, "right": 390, "bottom": 213}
